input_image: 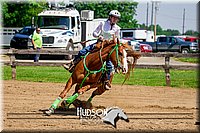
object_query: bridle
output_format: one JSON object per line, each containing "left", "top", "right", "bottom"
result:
{"left": 108, "top": 43, "right": 123, "bottom": 71}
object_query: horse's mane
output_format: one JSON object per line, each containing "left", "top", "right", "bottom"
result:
{"left": 91, "top": 40, "right": 116, "bottom": 53}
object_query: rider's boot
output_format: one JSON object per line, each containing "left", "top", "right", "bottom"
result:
{"left": 63, "top": 57, "right": 81, "bottom": 73}
{"left": 105, "top": 80, "right": 111, "bottom": 90}
{"left": 105, "top": 71, "right": 112, "bottom": 90}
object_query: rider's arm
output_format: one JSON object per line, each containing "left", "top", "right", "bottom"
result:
{"left": 93, "top": 22, "right": 103, "bottom": 38}
{"left": 115, "top": 25, "right": 121, "bottom": 39}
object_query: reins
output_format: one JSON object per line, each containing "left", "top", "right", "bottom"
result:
{"left": 79, "top": 42, "right": 121, "bottom": 88}
{"left": 79, "top": 51, "right": 106, "bottom": 88}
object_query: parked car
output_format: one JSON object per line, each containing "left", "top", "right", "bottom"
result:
{"left": 140, "top": 43, "right": 153, "bottom": 52}
{"left": 126, "top": 39, "right": 152, "bottom": 52}
{"left": 10, "top": 26, "right": 35, "bottom": 49}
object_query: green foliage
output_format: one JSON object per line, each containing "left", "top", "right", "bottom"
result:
{"left": 174, "top": 57, "right": 199, "bottom": 64}
{"left": 2, "top": 0, "right": 48, "bottom": 27}
{"left": 3, "top": 66, "right": 198, "bottom": 88}
{"left": 184, "top": 30, "right": 199, "bottom": 37}
{"left": 139, "top": 23, "right": 199, "bottom": 36}
{"left": 74, "top": 1, "right": 139, "bottom": 29}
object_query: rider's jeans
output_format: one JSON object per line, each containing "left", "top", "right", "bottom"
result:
{"left": 75, "top": 43, "right": 113, "bottom": 80}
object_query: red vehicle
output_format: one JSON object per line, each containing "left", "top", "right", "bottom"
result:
{"left": 140, "top": 43, "right": 152, "bottom": 52}
{"left": 175, "top": 35, "right": 198, "bottom": 42}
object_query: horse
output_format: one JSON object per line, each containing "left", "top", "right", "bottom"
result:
{"left": 45, "top": 37, "right": 141, "bottom": 115}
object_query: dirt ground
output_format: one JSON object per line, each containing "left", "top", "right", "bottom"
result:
{"left": 2, "top": 80, "right": 199, "bottom": 132}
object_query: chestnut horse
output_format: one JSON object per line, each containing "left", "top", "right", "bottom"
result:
{"left": 45, "top": 38, "right": 140, "bottom": 115}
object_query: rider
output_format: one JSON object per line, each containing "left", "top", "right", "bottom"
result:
{"left": 63, "top": 10, "right": 121, "bottom": 90}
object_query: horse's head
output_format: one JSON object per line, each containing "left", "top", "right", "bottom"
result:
{"left": 106, "top": 38, "right": 129, "bottom": 74}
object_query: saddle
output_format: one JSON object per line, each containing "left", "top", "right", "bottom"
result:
{"left": 68, "top": 41, "right": 103, "bottom": 73}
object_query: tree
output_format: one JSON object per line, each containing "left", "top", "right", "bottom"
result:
{"left": 184, "top": 30, "right": 199, "bottom": 37}
{"left": 139, "top": 23, "right": 181, "bottom": 36}
{"left": 2, "top": 0, "right": 48, "bottom": 27}
{"left": 74, "top": 1, "right": 139, "bottom": 29}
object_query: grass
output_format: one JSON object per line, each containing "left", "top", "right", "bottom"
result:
{"left": 3, "top": 66, "right": 198, "bottom": 88}
{"left": 174, "top": 57, "right": 199, "bottom": 63}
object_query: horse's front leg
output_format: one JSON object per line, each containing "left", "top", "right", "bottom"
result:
{"left": 60, "top": 84, "right": 80, "bottom": 109}
{"left": 45, "top": 77, "right": 74, "bottom": 115}
{"left": 59, "top": 77, "right": 73, "bottom": 98}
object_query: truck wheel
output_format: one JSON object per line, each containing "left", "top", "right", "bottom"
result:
{"left": 65, "top": 40, "right": 74, "bottom": 60}
{"left": 181, "top": 48, "right": 189, "bottom": 54}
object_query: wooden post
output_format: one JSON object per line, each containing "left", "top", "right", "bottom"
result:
{"left": 11, "top": 65, "right": 16, "bottom": 80}
{"left": 164, "top": 56, "right": 171, "bottom": 87}
{"left": 9, "top": 49, "right": 16, "bottom": 80}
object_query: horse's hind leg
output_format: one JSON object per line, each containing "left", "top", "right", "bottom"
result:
{"left": 45, "top": 77, "right": 75, "bottom": 115}
{"left": 87, "top": 85, "right": 106, "bottom": 103}
{"left": 87, "top": 73, "right": 113, "bottom": 103}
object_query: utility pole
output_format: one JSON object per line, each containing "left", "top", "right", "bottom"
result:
{"left": 152, "top": 1, "right": 161, "bottom": 42}
{"left": 151, "top": 2, "right": 154, "bottom": 31}
{"left": 146, "top": 2, "right": 149, "bottom": 30}
{"left": 182, "top": 8, "right": 185, "bottom": 35}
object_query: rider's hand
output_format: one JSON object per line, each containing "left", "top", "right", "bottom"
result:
{"left": 98, "top": 36, "right": 104, "bottom": 41}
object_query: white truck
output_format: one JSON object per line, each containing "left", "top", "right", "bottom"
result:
{"left": 35, "top": 4, "right": 106, "bottom": 53}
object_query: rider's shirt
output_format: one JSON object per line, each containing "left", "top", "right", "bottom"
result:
{"left": 93, "top": 20, "right": 120, "bottom": 40}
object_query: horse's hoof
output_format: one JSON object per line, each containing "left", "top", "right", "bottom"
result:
{"left": 61, "top": 100, "right": 71, "bottom": 109}
{"left": 45, "top": 108, "right": 54, "bottom": 116}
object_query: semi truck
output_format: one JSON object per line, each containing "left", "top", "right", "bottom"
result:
{"left": 36, "top": 7, "right": 105, "bottom": 48}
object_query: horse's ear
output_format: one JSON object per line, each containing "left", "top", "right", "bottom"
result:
{"left": 122, "top": 42, "right": 132, "bottom": 51}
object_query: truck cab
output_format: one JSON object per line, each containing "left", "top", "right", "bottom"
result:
{"left": 37, "top": 7, "right": 81, "bottom": 50}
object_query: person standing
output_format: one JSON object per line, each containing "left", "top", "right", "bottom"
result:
{"left": 32, "top": 27, "right": 42, "bottom": 62}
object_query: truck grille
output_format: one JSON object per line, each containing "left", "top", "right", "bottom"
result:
{"left": 42, "top": 36, "right": 54, "bottom": 44}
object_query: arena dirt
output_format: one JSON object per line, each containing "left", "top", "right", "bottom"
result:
{"left": 3, "top": 80, "right": 198, "bottom": 132}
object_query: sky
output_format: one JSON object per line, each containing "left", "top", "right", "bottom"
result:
{"left": 135, "top": 0, "right": 198, "bottom": 33}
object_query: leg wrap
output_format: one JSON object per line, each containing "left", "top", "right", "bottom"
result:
{"left": 66, "top": 93, "right": 79, "bottom": 104}
{"left": 51, "top": 97, "right": 62, "bottom": 109}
